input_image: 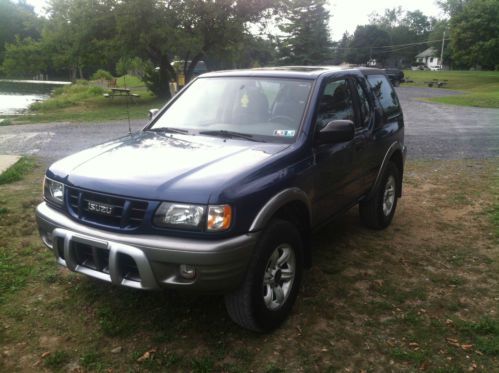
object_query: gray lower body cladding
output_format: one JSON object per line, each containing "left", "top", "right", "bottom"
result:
{"left": 36, "top": 202, "right": 258, "bottom": 292}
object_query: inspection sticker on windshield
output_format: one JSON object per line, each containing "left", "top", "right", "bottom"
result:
{"left": 273, "top": 130, "right": 296, "bottom": 137}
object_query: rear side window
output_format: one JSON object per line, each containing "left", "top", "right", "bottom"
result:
{"left": 352, "top": 79, "right": 371, "bottom": 129}
{"left": 367, "top": 75, "right": 400, "bottom": 117}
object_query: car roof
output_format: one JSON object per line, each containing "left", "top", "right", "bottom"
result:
{"left": 200, "top": 66, "right": 386, "bottom": 80}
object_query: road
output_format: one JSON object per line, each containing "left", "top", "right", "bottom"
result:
{"left": 0, "top": 87, "right": 497, "bottom": 162}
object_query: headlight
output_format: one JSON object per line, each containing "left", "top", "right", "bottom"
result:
{"left": 153, "top": 203, "right": 205, "bottom": 230}
{"left": 207, "top": 205, "right": 232, "bottom": 231}
{"left": 153, "top": 203, "right": 232, "bottom": 231}
{"left": 44, "top": 177, "right": 65, "bottom": 206}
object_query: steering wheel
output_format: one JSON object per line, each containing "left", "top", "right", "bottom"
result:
{"left": 269, "top": 115, "right": 295, "bottom": 126}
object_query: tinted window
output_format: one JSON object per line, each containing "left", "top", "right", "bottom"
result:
{"left": 367, "top": 75, "right": 400, "bottom": 117}
{"left": 353, "top": 79, "right": 371, "bottom": 129}
{"left": 316, "top": 79, "right": 354, "bottom": 130}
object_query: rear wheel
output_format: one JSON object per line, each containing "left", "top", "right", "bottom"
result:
{"left": 359, "top": 162, "right": 400, "bottom": 229}
{"left": 224, "top": 219, "right": 303, "bottom": 332}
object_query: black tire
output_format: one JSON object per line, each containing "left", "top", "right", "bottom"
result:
{"left": 359, "top": 161, "right": 400, "bottom": 229}
{"left": 224, "top": 219, "right": 303, "bottom": 332}
{"left": 393, "top": 79, "right": 400, "bottom": 87}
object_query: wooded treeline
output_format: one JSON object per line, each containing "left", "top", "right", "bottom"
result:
{"left": 1, "top": 0, "right": 497, "bottom": 98}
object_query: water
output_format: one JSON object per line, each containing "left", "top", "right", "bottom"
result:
{"left": 0, "top": 80, "right": 68, "bottom": 115}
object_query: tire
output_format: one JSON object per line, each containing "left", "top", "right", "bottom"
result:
{"left": 224, "top": 219, "right": 303, "bottom": 332}
{"left": 393, "top": 79, "right": 400, "bottom": 87}
{"left": 359, "top": 161, "right": 400, "bottom": 229}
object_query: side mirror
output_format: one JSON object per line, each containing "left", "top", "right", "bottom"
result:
{"left": 148, "top": 108, "right": 159, "bottom": 120}
{"left": 316, "top": 120, "right": 355, "bottom": 145}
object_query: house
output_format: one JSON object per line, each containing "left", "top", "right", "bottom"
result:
{"left": 415, "top": 47, "right": 441, "bottom": 69}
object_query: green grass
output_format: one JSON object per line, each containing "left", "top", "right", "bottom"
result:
{"left": 403, "top": 70, "right": 499, "bottom": 108}
{"left": 44, "top": 351, "right": 70, "bottom": 370}
{"left": 0, "top": 156, "right": 35, "bottom": 185}
{"left": 5, "top": 75, "right": 163, "bottom": 124}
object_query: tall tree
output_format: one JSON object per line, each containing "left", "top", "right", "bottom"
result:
{"left": 278, "top": 0, "right": 332, "bottom": 65}
{"left": 347, "top": 25, "right": 391, "bottom": 65}
{"left": 437, "top": 0, "right": 471, "bottom": 16}
{"left": 43, "top": 0, "right": 118, "bottom": 80}
{"left": 116, "top": 0, "right": 279, "bottom": 97}
{"left": 0, "top": 0, "right": 42, "bottom": 69}
{"left": 2, "top": 37, "right": 48, "bottom": 78}
{"left": 450, "top": 0, "right": 499, "bottom": 69}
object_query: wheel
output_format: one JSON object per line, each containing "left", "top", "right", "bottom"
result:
{"left": 224, "top": 219, "right": 303, "bottom": 332}
{"left": 359, "top": 162, "right": 400, "bottom": 229}
{"left": 392, "top": 79, "right": 400, "bottom": 87}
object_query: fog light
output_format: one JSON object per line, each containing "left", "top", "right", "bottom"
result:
{"left": 179, "top": 264, "right": 196, "bottom": 279}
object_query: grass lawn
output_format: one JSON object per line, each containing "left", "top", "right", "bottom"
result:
{"left": 2, "top": 75, "right": 166, "bottom": 125}
{"left": 0, "top": 158, "right": 498, "bottom": 372}
{"left": 403, "top": 70, "right": 499, "bottom": 109}
{"left": 0, "top": 156, "right": 35, "bottom": 185}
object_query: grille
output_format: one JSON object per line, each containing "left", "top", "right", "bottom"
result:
{"left": 67, "top": 187, "right": 148, "bottom": 229}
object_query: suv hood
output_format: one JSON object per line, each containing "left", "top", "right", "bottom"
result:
{"left": 48, "top": 131, "right": 288, "bottom": 203}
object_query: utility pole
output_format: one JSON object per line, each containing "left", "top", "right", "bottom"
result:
{"left": 440, "top": 30, "right": 446, "bottom": 67}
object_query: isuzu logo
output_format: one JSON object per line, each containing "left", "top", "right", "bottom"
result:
{"left": 87, "top": 201, "right": 113, "bottom": 215}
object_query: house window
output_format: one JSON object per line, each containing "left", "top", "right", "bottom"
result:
{"left": 430, "top": 57, "right": 434, "bottom": 63}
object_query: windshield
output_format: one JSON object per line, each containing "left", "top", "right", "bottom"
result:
{"left": 150, "top": 77, "right": 313, "bottom": 142}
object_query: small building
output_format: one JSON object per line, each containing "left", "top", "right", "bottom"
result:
{"left": 415, "top": 47, "right": 441, "bottom": 69}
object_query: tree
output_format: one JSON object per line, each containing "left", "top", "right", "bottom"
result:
{"left": 402, "top": 10, "right": 431, "bottom": 35}
{"left": 2, "top": 37, "right": 48, "bottom": 78}
{"left": 115, "top": 0, "right": 280, "bottom": 98}
{"left": 347, "top": 25, "right": 391, "bottom": 65}
{"left": 450, "top": 0, "right": 499, "bottom": 69}
{"left": 42, "top": 0, "right": 118, "bottom": 81}
{"left": 278, "top": 0, "right": 333, "bottom": 65}
{"left": 437, "top": 0, "right": 471, "bottom": 16}
{"left": 0, "top": 0, "right": 42, "bottom": 69}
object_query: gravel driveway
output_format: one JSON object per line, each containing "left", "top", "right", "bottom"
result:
{"left": 0, "top": 87, "right": 497, "bottom": 162}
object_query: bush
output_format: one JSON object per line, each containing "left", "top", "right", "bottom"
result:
{"left": 91, "top": 69, "right": 113, "bottom": 81}
{"left": 30, "top": 83, "right": 105, "bottom": 111}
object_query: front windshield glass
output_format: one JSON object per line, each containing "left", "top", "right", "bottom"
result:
{"left": 151, "top": 77, "right": 313, "bottom": 142}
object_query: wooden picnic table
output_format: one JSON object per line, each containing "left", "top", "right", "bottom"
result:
{"left": 103, "top": 87, "right": 140, "bottom": 102}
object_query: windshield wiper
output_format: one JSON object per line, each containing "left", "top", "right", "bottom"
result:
{"left": 199, "top": 130, "right": 262, "bottom": 142}
{"left": 149, "top": 127, "right": 189, "bottom": 135}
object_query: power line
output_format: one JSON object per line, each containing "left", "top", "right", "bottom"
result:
{"left": 334, "top": 38, "right": 451, "bottom": 51}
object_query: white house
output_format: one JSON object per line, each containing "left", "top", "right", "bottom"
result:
{"left": 415, "top": 47, "right": 441, "bottom": 69}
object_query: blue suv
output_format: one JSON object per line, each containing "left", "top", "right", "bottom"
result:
{"left": 36, "top": 66, "right": 406, "bottom": 331}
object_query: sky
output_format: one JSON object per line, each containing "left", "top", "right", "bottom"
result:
{"left": 25, "top": 0, "right": 445, "bottom": 41}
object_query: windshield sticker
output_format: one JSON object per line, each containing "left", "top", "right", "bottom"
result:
{"left": 240, "top": 94, "right": 249, "bottom": 108}
{"left": 273, "top": 130, "right": 296, "bottom": 137}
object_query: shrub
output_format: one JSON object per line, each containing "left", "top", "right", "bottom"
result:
{"left": 91, "top": 69, "right": 113, "bottom": 81}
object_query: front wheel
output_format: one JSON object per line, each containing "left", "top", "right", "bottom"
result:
{"left": 359, "top": 162, "right": 400, "bottom": 229}
{"left": 224, "top": 219, "right": 303, "bottom": 332}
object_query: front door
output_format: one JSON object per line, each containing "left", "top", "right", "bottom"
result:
{"left": 312, "top": 77, "right": 366, "bottom": 224}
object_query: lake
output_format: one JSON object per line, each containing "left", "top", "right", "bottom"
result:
{"left": 0, "top": 80, "right": 69, "bottom": 115}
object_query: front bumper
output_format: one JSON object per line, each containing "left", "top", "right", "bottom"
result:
{"left": 36, "top": 202, "right": 258, "bottom": 292}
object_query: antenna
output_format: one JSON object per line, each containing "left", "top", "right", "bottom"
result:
{"left": 124, "top": 74, "right": 132, "bottom": 135}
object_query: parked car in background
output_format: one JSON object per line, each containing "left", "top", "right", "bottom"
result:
{"left": 36, "top": 66, "right": 406, "bottom": 332}
{"left": 382, "top": 68, "right": 404, "bottom": 86}
{"left": 429, "top": 65, "right": 443, "bottom": 71}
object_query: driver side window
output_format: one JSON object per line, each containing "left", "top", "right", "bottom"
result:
{"left": 316, "top": 79, "right": 354, "bottom": 130}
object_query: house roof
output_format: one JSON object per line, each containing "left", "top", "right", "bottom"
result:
{"left": 416, "top": 47, "right": 438, "bottom": 58}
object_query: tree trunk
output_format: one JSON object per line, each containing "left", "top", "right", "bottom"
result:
{"left": 186, "top": 53, "right": 204, "bottom": 83}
